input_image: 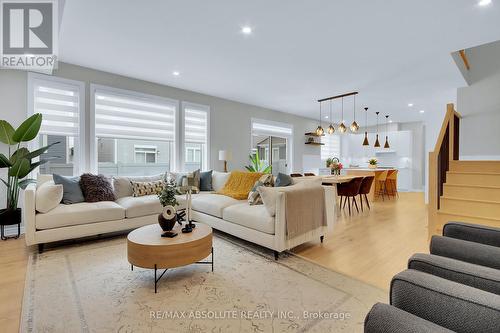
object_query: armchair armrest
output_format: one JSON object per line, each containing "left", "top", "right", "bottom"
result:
{"left": 364, "top": 303, "right": 453, "bottom": 333}
{"left": 443, "top": 222, "right": 500, "bottom": 247}
{"left": 390, "top": 269, "right": 500, "bottom": 333}
{"left": 430, "top": 235, "right": 500, "bottom": 270}
{"left": 22, "top": 183, "right": 37, "bottom": 246}
{"left": 409, "top": 253, "right": 500, "bottom": 295}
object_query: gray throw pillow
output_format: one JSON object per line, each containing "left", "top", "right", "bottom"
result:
{"left": 199, "top": 170, "right": 213, "bottom": 191}
{"left": 275, "top": 173, "right": 293, "bottom": 187}
{"left": 53, "top": 174, "right": 85, "bottom": 204}
{"left": 79, "top": 173, "right": 116, "bottom": 202}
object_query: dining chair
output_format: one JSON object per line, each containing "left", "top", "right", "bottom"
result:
{"left": 376, "top": 170, "right": 389, "bottom": 201}
{"left": 290, "top": 173, "right": 303, "bottom": 177}
{"left": 358, "top": 176, "right": 375, "bottom": 211}
{"left": 337, "top": 177, "right": 364, "bottom": 215}
{"left": 386, "top": 170, "right": 399, "bottom": 198}
{"left": 304, "top": 173, "right": 316, "bottom": 176}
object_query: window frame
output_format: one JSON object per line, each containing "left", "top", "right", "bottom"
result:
{"left": 89, "top": 84, "right": 179, "bottom": 173}
{"left": 180, "top": 101, "right": 210, "bottom": 171}
{"left": 27, "top": 72, "right": 86, "bottom": 175}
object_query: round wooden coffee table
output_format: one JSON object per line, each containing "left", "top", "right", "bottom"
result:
{"left": 127, "top": 223, "right": 213, "bottom": 293}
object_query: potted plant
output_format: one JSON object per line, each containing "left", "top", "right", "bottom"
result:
{"left": 245, "top": 150, "right": 272, "bottom": 174}
{"left": 157, "top": 178, "right": 180, "bottom": 234}
{"left": 368, "top": 158, "right": 378, "bottom": 169}
{"left": 326, "top": 157, "right": 343, "bottom": 175}
{"left": 0, "top": 114, "right": 57, "bottom": 239}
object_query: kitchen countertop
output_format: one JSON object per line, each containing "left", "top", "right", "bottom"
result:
{"left": 345, "top": 168, "right": 397, "bottom": 171}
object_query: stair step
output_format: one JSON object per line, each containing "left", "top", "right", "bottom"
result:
{"left": 440, "top": 197, "right": 500, "bottom": 221}
{"left": 443, "top": 184, "right": 500, "bottom": 201}
{"left": 434, "top": 211, "right": 500, "bottom": 235}
{"left": 446, "top": 172, "right": 500, "bottom": 186}
{"left": 450, "top": 160, "right": 500, "bottom": 173}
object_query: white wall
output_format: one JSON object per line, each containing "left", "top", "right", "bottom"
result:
{"left": 456, "top": 40, "right": 500, "bottom": 160}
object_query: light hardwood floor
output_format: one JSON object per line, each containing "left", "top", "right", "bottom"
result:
{"left": 293, "top": 192, "right": 429, "bottom": 290}
{"left": 0, "top": 235, "right": 29, "bottom": 333}
{"left": 0, "top": 192, "right": 428, "bottom": 332}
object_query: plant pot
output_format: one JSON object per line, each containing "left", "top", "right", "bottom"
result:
{"left": 158, "top": 206, "right": 177, "bottom": 231}
{"left": 0, "top": 208, "right": 21, "bottom": 226}
{"left": 368, "top": 164, "right": 377, "bottom": 169}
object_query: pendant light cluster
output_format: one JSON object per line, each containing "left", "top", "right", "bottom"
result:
{"left": 314, "top": 91, "right": 390, "bottom": 148}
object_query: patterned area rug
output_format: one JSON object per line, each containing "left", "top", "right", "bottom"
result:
{"left": 21, "top": 232, "right": 386, "bottom": 332}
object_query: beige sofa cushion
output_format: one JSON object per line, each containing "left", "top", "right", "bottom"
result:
{"left": 222, "top": 203, "right": 275, "bottom": 234}
{"left": 191, "top": 194, "right": 240, "bottom": 218}
{"left": 116, "top": 195, "right": 162, "bottom": 218}
{"left": 36, "top": 202, "right": 125, "bottom": 230}
{"left": 212, "top": 171, "right": 230, "bottom": 192}
{"left": 35, "top": 181, "right": 63, "bottom": 213}
{"left": 113, "top": 174, "right": 164, "bottom": 199}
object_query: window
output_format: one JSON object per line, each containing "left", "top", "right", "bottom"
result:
{"left": 28, "top": 73, "right": 85, "bottom": 176}
{"left": 134, "top": 146, "right": 157, "bottom": 164}
{"left": 91, "top": 85, "right": 177, "bottom": 176}
{"left": 251, "top": 119, "right": 293, "bottom": 175}
{"left": 182, "top": 102, "right": 209, "bottom": 172}
{"left": 321, "top": 134, "right": 341, "bottom": 161}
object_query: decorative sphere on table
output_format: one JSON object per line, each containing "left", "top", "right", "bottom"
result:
{"left": 158, "top": 205, "right": 177, "bottom": 231}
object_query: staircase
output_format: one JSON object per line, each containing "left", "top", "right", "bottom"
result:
{"left": 428, "top": 105, "right": 500, "bottom": 236}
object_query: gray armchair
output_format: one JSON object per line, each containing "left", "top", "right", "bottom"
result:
{"left": 365, "top": 222, "right": 500, "bottom": 333}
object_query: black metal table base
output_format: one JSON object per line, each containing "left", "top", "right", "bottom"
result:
{"left": 1, "top": 224, "right": 21, "bottom": 240}
{"left": 131, "top": 247, "right": 214, "bottom": 293}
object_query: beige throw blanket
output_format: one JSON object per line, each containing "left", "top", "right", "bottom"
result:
{"left": 284, "top": 185, "right": 327, "bottom": 239}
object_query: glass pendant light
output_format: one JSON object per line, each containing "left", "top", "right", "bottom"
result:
{"left": 327, "top": 99, "right": 335, "bottom": 134}
{"left": 338, "top": 97, "right": 347, "bottom": 133}
{"left": 350, "top": 95, "right": 359, "bottom": 132}
{"left": 384, "top": 115, "right": 390, "bottom": 148}
{"left": 374, "top": 111, "right": 381, "bottom": 147}
{"left": 362, "top": 107, "right": 369, "bottom": 146}
{"left": 316, "top": 101, "right": 324, "bottom": 136}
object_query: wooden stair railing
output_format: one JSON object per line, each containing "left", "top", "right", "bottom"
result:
{"left": 428, "top": 103, "right": 461, "bottom": 237}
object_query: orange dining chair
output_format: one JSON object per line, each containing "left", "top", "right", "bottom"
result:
{"left": 376, "top": 170, "right": 389, "bottom": 201}
{"left": 386, "top": 170, "right": 399, "bottom": 198}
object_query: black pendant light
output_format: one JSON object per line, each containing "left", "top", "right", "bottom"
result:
{"left": 338, "top": 97, "right": 347, "bottom": 133}
{"left": 362, "top": 107, "right": 369, "bottom": 146}
{"left": 384, "top": 115, "right": 390, "bottom": 148}
{"left": 350, "top": 95, "right": 359, "bottom": 132}
{"left": 327, "top": 99, "right": 335, "bottom": 134}
{"left": 374, "top": 111, "right": 381, "bottom": 147}
{"left": 315, "top": 101, "right": 324, "bottom": 136}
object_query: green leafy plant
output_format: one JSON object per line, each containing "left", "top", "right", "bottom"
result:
{"left": 158, "top": 178, "right": 179, "bottom": 208}
{"left": 245, "top": 150, "right": 272, "bottom": 174}
{"left": 368, "top": 158, "right": 378, "bottom": 165}
{"left": 0, "top": 114, "right": 58, "bottom": 211}
{"left": 326, "top": 157, "right": 340, "bottom": 168}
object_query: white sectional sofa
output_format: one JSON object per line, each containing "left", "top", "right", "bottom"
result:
{"left": 24, "top": 172, "right": 335, "bottom": 257}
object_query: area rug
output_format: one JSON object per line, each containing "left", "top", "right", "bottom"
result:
{"left": 21, "top": 233, "right": 386, "bottom": 332}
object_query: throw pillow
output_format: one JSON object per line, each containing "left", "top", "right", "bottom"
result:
{"left": 275, "top": 173, "right": 293, "bottom": 187}
{"left": 258, "top": 186, "right": 279, "bottom": 216}
{"left": 217, "top": 171, "right": 263, "bottom": 200}
{"left": 35, "top": 181, "right": 63, "bottom": 213}
{"left": 248, "top": 174, "right": 274, "bottom": 205}
{"left": 79, "top": 173, "right": 116, "bottom": 202}
{"left": 113, "top": 174, "right": 163, "bottom": 199}
{"left": 199, "top": 170, "right": 213, "bottom": 191}
{"left": 53, "top": 174, "right": 85, "bottom": 204}
{"left": 131, "top": 179, "right": 165, "bottom": 197}
{"left": 212, "top": 171, "right": 230, "bottom": 192}
{"left": 176, "top": 170, "right": 201, "bottom": 194}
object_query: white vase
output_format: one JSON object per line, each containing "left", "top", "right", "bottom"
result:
{"left": 368, "top": 164, "right": 377, "bottom": 169}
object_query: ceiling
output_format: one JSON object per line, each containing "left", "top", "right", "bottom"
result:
{"left": 59, "top": 0, "right": 500, "bottom": 125}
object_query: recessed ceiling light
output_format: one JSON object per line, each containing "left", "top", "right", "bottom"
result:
{"left": 241, "top": 26, "right": 252, "bottom": 35}
{"left": 419, "top": 110, "right": 425, "bottom": 114}
{"left": 324, "top": 116, "right": 329, "bottom": 119}
{"left": 478, "top": 0, "right": 492, "bottom": 6}
{"left": 389, "top": 120, "right": 393, "bottom": 123}
{"left": 172, "top": 71, "right": 180, "bottom": 76}
{"left": 407, "top": 103, "right": 414, "bottom": 107}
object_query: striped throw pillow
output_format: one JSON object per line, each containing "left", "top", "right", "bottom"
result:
{"left": 248, "top": 174, "right": 274, "bottom": 205}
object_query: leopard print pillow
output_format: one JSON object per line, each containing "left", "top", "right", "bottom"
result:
{"left": 131, "top": 180, "right": 165, "bottom": 197}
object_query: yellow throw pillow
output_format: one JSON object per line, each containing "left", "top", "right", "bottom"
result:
{"left": 217, "top": 171, "right": 264, "bottom": 200}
